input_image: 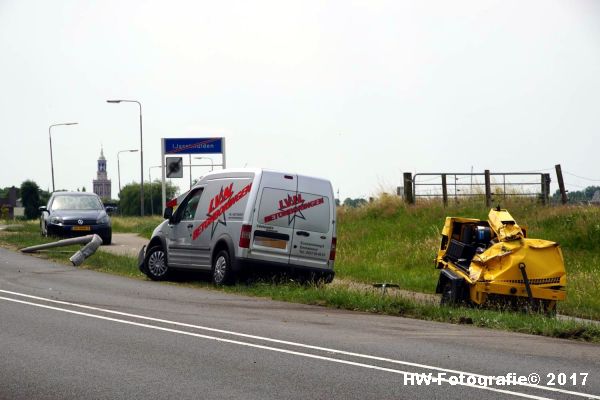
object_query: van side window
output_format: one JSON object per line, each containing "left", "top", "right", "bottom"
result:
{"left": 179, "top": 189, "right": 204, "bottom": 221}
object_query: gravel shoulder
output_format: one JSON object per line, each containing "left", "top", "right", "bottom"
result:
{"left": 99, "top": 233, "right": 147, "bottom": 257}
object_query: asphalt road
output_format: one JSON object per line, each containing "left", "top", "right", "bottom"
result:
{"left": 1, "top": 248, "right": 599, "bottom": 400}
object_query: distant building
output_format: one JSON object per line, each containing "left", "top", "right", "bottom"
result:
{"left": 93, "top": 148, "right": 112, "bottom": 199}
{"left": 0, "top": 187, "right": 18, "bottom": 218}
{"left": 591, "top": 190, "right": 600, "bottom": 205}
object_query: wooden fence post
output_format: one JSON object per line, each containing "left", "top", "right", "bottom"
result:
{"left": 555, "top": 164, "right": 568, "bottom": 205}
{"left": 484, "top": 170, "right": 492, "bottom": 208}
{"left": 441, "top": 174, "right": 448, "bottom": 207}
{"left": 541, "top": 173, "right": 551, "bottom": 205}
{"left": 403, "top": 173, "right": 414, "bottom": 204}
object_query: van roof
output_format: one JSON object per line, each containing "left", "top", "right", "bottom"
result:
{"left": 198, "top": 168, "right": 330, "bottom": 183}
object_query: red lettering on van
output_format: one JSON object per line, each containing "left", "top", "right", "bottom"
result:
{"left": 264, "top": 197, "right": 324, "bottom": 224}
{"left": 208, "top": 183, "right": 234, "bottom": 214}
{"left": 278, "top": 193, "right": 304, "bottom": 210}
{"left": 192, "top": 183, "right": 252, "bottom": 240}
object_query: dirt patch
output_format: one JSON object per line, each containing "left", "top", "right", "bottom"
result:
{"left": 330, "top": 278, "right": 440, "bottom": 304}
{"left": 99, "top": 233, "right": 147, "bottom": 258}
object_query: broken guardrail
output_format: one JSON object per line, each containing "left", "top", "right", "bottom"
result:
{"left": 20, "top": 234, "right": 103, "bottom": 266}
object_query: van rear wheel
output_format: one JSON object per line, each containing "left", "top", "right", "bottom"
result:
{"left": 212, "top": 250, "right": 234, "bottom": 286}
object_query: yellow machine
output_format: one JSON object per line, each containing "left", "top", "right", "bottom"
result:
{"left": 435, "top": 208, "right": 566, "bottom": 312}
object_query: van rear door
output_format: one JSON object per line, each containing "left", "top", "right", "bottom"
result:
{"left": 288, "top": 176, "right": 334, "bottom": 269}
{"left": 249, "top": 172, "right": 297, "bottom": 265}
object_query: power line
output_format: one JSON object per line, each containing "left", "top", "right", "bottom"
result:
{"left": 564, "top": 171, "right": 600, "bottom": 182}
{"left": 524, "top": 167, "right": 555, "bottom": 173}
{"left": 566, "top": 183, "right": 588, "bottom": 189}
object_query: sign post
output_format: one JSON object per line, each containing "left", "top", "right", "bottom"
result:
{"left": 161, "top": 137, "right": 226, "bottom": 212}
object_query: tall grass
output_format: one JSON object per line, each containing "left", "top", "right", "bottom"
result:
{"left": 336, "top": 195, "right": 600, "bottom": 319}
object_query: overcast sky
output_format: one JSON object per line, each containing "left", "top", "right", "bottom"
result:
{"left": 1, "top": 0, "right": 599, "bottom": 200}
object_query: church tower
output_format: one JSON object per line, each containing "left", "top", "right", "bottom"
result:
{"left": 93, "top": 148, "right": 112, "bottom": 199}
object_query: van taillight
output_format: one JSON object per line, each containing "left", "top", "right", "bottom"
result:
{"left": 329, "top": 237, "right": 337, "bottom": 261}
{"left": 239, "top": 224, "right": 252, "bottom": 248}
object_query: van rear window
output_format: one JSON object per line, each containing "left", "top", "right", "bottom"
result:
{"left": 257, "top": 188, "right": 330, "bottom": 233}
{"left": 292, "top": 192, "right": 330, "bottom": 233}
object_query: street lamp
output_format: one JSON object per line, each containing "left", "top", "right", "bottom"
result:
{"left": 148, "top": 165, "right": 162, "bottom": 216}
{"left": 107, "top": 99, "right": 144, "bottom": 216}
{"left": 49, "top": 122, "right": 78, "bottom": 192}
{"left": 195, "top": 156, "right": 214, "bottom": 171}
{"left": 192, "top": 157, "right": 214, "bottom": 189}
{"left": 117, "top": 149, "right": 138, "bottom": 193}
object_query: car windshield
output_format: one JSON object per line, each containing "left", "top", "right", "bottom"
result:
{"left": 51, "top": 195, "right": 103, "bottom": 211}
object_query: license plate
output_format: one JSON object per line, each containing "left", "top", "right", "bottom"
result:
{"left": 72, "top": 226, "right": 91, "bottom": 231}
{"left": 254, "top": 236, "right": 287, "bottom": 249}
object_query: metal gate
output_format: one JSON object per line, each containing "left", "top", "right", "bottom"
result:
{"left": 403, "top": 171, "right": 551, "bottom": 206}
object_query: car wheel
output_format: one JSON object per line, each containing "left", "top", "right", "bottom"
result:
{"left": 145, "top": 245, "right": 169, "bottom": 281}
{"left": 101, "top": 233, "right": 112, "bottom": 245}
{"left": 212, "top": 249, "right": 234, "bottom": 286}
{"left": 304, "top": 271, "right": 333, "bottom": 285}
{"left": 321, "top": 271, "right": 334, "bottom": 284}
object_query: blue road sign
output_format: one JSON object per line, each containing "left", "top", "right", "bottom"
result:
{"left": 164, "top": 137, "right": 223, "bottom": 154}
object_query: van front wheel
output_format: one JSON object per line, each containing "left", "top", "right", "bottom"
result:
{"left": 145, "top": 245, "right": 170, "bottom": 281}
{"left": 212, "top": 250, "right": 234, "bottom": 286}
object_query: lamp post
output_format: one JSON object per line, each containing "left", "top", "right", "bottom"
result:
{"left": 107, "top": 99, "right": 144, "bottom": 216}
{"left": 148, "top": 165, "right": 162, "bottom": 216}
{"left": 49, "top": 122, "right": 78, "bottom": 192}
{"left": 117, "top": 149, "right": 138, "bottom": 193}
{"left": 194, "top": 156, "right": 214, "bottom": 171}
{"left": 192, "top": 157, "right": 214, "bottom": 189}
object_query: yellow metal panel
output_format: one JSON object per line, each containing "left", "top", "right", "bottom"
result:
{"left": 488, "top": 208, "right": 524, "bottom": 241}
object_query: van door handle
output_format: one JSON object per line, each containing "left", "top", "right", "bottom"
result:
{"left": 187, "top": 224, "right": 194, "bottom": 229}
{"left": 296, "top": 231, "right": 310, "bottom": 237}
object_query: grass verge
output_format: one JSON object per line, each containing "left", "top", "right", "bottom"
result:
{"left": 1, "top": 220, "right": 599, "bottom": 343}
{"left": 110, "top": 216, "right": 163, "bottom": 239}
{"left": 336, "top": 196, "right": 600, "bottom": 320}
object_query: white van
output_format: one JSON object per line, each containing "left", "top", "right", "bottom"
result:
{"left": 138, "top": 168, "right": 337, "bottom": 285}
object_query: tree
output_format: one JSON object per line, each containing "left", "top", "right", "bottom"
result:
{"left": 552, "top": 185, "right": 600, "bottom": 203}
{"left": 39, "top": 188, "right": 51, "bottom": 207}
{"left": 0, "top": 186, "right": 20, "bottom": 200}
{"left": 343, "top": 197, "right": 367, "bottom": 208}
{"left": 20, "top": 180, "right": 41, "bottom": 219}
{"left": 119, "top": 181, "right": 178, "bottom": 216}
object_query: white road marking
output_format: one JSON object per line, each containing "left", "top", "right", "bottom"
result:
{"left": 0, "top": 295, "right": 552, "bottom": 400}
{"left": 1, "top": 289, "right": 597, "bottom": 399}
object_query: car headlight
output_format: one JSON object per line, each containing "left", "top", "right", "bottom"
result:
{"left": 50, "top": 216, "right": 63, "bottom": 225}
{"left": 97, "top": 215, "right": 110, "bottom": 224}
